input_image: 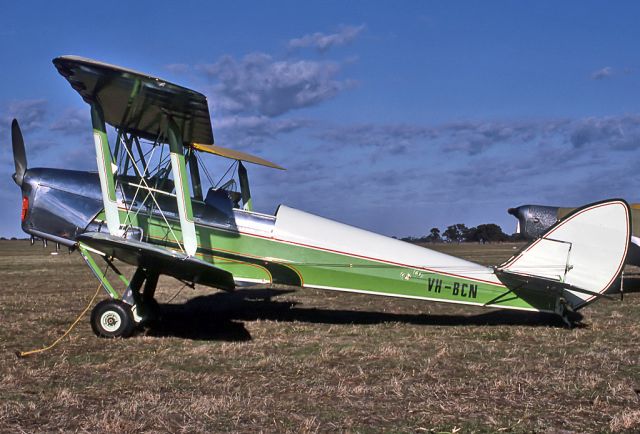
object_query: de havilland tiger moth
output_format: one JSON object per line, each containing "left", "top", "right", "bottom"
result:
{"left": 8, "top": 55, "right": 633, "bottom": 337}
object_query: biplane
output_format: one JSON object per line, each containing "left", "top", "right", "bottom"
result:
{"left": 9, "top": 56, "right": 632, "bottom": 337}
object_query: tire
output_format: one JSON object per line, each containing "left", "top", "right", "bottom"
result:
{"left": 90, "top": 299, "right": 135, "bottom": 338}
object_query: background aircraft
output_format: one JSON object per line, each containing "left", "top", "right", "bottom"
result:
{"left": 9, "top": 56, "right": 632, "bottom": 337}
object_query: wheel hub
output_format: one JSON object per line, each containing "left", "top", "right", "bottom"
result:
{"left": 100, "top": 310, "right": 121, "bottom": 332}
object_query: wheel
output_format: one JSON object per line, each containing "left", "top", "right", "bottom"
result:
{"left": 90, "top": 299, "right": 135, "bottom": 338}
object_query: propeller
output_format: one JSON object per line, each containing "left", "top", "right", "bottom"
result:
{"left": 11, "top": 119, "right": 27, "bottom": 186}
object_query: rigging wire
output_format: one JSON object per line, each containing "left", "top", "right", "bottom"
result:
{"left": 215, "top": 160, "right": 238, "bottom": 189}
{"left": 120, "top": 138, "right": 186, "bottom": 253}
{"left": 196, "top": 152, "right": 214, "bottom": 187}
{"left": 165, "top": 282, "right": 189, "bottom": 304}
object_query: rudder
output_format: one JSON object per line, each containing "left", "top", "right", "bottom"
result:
{"left": 498, "top": 199, "right": 631, "bottom": 310}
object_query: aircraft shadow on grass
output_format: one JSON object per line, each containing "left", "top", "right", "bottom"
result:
{"left": 622, "top": 276, "right": 640, "bottom": 293}
{"left": 143, "top": 287, "right": 599, "bottom": 341}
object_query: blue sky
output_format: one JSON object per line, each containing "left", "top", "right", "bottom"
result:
{"left": 2, "top": 1, "right": 640, "bottom": 238}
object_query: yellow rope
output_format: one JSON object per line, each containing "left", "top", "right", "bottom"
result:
{"left": 16, "top": 282, "right": 103, "bottom": 358}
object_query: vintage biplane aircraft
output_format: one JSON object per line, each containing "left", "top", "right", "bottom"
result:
{"left": 9, "top": 56, "right": 633, "bottom": 337}
{"left": 509, "top": 204, "right": 640, "bottom": 267}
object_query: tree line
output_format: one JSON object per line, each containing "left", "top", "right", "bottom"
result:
{"left": 400, "top": 223, "right": 524, "bottom": 244}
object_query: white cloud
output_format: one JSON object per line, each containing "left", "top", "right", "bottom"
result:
{"left": 570, "top": 115, "right": 640, "bottom": 150}
{"left": 164, "top": 63, "right": 190, "bottom": 74}
{"left": 215, "top": 115, "right": 309, "bottom": 146}
{"left": 288, "top": 24, "right": 365, "bottom": 53}
{"left": 2, "top": 99, "right": 48, "bottom": 133}
{"left": 591, "top": 66, "right": 613, "bottom": 80}
{"left": 315, "top": 115, "right": 640, "bottom": 157}
{"left": 200, "top": 53, "right": 354, "bottom": 117}
{"left": 50, "top": 107, "right": 90, "bottom": 137}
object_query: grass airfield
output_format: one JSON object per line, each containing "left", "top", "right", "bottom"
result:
{"left": 1, "top": 239, "right": 640, "bottom": 433}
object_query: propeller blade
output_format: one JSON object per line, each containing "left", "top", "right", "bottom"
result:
{"left": 11, "top": 119, "right": 27, "bottom": 186}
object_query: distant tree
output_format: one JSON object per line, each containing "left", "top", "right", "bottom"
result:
{"left": 400, "top": 222, "right": 517, "bottom": 245}
{"left": 509, "top": 232, "right": 528, "bottom": 242}
{"left": 443, "top": 224, "right": 468, "bottom": 243}
{"left": 10, "top": 237, "right": 17, "bottom": 241}
{"left": 464, "top": 224, "right": 509, "bottom": 242}
{"left": 425, "top": 227, "right": 441, "bottom": 243}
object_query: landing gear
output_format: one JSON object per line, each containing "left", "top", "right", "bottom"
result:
{"left": 123, "top": 268, "right": 161, "bottom": 327}
{"left": 79, "top": 245, "right": 162, "bottom": 338}
{"left": 556, "top": 297, "right": 584, "bottom": 328}
{"left": 90, "top": 299, "right": 135, "bottom": 338}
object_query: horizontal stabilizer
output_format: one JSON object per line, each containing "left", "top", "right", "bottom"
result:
{"left": 495, "top": 269, "right": 614, "bottom": 301}
{"left": 77, "top": 232, "right": 234, "bottom": 291}
{"left": 497, "top": 199, "right": 630, "bottom": 309}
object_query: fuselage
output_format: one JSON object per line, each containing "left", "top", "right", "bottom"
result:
{"left": 18, "top": 168, "right": 559, "bottom": 314}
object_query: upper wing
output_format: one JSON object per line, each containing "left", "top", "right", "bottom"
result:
{"left": 77, "top": 232, "right": 235, "bottom": 291}
{"left": 53, "top": 55, "right": 213, "bottom": 145}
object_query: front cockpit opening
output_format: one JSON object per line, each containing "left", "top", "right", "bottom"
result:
{"left": 195, "top": 155, "right": 251, "bottom": 212}
{"left": 186, "top": 142, "right": 284, "bottom": 216}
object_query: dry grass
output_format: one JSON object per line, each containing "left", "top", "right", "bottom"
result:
{"left": 1, "top": 240, "right": 640, "bottom": 433}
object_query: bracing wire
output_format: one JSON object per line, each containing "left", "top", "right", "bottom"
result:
{"left": 120, "top": 135, "right": 186, "bottom": 253}
{"left": 215, "top": 160, "right": 238, "bottom": 189}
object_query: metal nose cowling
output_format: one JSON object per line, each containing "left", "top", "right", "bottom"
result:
{"left": 11, "top": 119, "right": 27, "bottom": 187}
{"left": 507, "top": 204, "right": 563, "bottom": 239}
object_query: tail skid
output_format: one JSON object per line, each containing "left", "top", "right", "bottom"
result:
{"left": 496, "top": 199, "right": 631, "bottom": 317}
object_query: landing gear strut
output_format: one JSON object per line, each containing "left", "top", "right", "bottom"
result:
{"left": 122, "top": 267, "right": 161, "bottom": 326}
{"left": 557, "top": 297, "right": 583, "bottom": 328}
{"left": 79, "top": 245, "right": 161, "bottom": 338}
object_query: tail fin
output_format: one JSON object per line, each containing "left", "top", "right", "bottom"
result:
{"left": 497, "top": 199, "right": 631, "bottom": 310}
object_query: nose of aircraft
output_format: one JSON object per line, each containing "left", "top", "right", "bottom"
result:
{"left": 507, "top": 204, "right": 562, "bottom": 239}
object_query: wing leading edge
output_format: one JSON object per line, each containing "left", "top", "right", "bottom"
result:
{"left": 77, "top": 232, "right": 235, "bottom": 291}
